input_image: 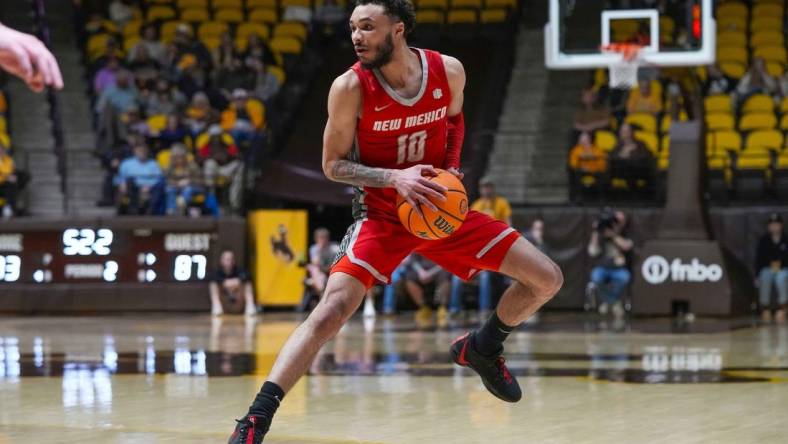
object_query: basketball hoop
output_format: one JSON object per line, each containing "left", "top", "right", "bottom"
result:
{"left": 601, "top": 43, "right": 644, "bottom": 89}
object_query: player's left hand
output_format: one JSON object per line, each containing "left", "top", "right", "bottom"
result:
{"left": 446, "top": 167, "right": 464, "bottom": 180}
{"left": 0, "top": 23, "right": 63, "bottom": 92}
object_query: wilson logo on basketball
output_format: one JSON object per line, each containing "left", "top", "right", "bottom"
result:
{"left": 459, "top": 199, "right": 468, "bottom": 215}
{"left": 433, "top": 216, "right": 456, "bottom": 235}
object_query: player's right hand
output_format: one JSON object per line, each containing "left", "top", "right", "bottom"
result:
{"left": 0, "top": 23, "right": 63, "bottom": 92}
{"left": 392, "top": 164, "right": 447, "bottom": 215}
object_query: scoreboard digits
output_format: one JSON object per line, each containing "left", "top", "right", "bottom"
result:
{"left": 0, "top": 255, "right": 21, "bottom": 282}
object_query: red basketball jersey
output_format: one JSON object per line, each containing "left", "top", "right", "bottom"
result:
{"left": 350, "top": 48, "right": 452, "bottom": 222}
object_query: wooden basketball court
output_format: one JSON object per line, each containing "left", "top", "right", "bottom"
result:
{"left": 1, "top": 313, "right": 786, "bottom": 443}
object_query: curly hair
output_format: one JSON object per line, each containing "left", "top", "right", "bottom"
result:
{"left": 354, "top": 0, "right": 416, "bottom": 36}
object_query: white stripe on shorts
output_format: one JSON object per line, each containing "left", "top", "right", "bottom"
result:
{"left": 346, "top": 219, "right": 389, "bottom": 284}
{"left": 475, "top": 227, "right": 517, "bottom": 259}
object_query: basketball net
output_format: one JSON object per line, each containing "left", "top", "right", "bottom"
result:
{"left": 601, "top": 43, "right": 643, "bottom": 89}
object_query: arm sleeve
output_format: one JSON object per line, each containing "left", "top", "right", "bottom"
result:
{"left": 443, "top": 112, "right": 464, "bottom": 169}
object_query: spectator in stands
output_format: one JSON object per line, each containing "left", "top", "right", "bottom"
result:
{"left": 665, "top": 80, "right": 689, "bottom": 121}
{"left": 93, "top": 56, "right": 123, "bottom": 95}
{"left": 173, "top": 23, "right": 212, "bottom": 70}
{"left": 313, "top": 0, "right": 348, "bottom": 39}
{"left": 0, "top": 142, "right": 20, "bottom": 218}
{"left": 210, "top": 249, "right": 257, "bottom": 317}
{"left": 736, "top": 57, "right": 777, "bottom": 104}
{"left": 404, "top": 255, "right": 451, "bottom": 325}
{"left": 127, "top": 44, "right": 161, "bottom": 85}
{"left": 626, "top": 78, "right": 662, "bottom": 116}
{"left": 95, "top": 70, "right": 138, "bottom": 114}
{"left": 165, "top": 143, "right": 203, "bottom": 216}
{"left": 215, "top": 58, "right": 254, "bottom": 100}
{"left": 174, "top": 53, "right": 205, "bottom": 100}
{"left": 241, "top": 34, "right": 277, "bottom": 68}
{"left": 471, "top": 177, "right": 512, "bottom": 224}
{"left": 221, "top": 88, "right": 265, "bottom": 142}
{"left": 142, "top": 79, "right": 186, "bottom": 116}
{"left": 283, "top": 4, "right": 312, "bottom": 24}
{"left": 128, "top": 24, "right": 165, "bottom": 65}
{"left": 249, "top": 58, "right": 280, "bottom": 105}
{"left": 703, "top": 64, "right": 736, "bottom": 96}
{"left": 185, "top": 91, "right": 216, "bottom": 136}
{"left": 156, "top": 114, "right": 192, "bottom": 150}
{"left": 609, "top": 123, "right": 654, "bottom": 190}
{"left": 199, "top": 124, "right": 243, "bottom": 213}
{"left": 573, "top": 87, "right": 612, "bottom": 135}
{"left": 305, "top": 227, "right": 340, "bottom": 299}
{"left": 588, "top": 209, "right": 633, "bottom": 318}
{"left": 569, "top": 131, "right": 607, "bottom": 175}
{"left": 213, "top": 32, "right": 239, "bottom": 68}
{"left": 755, "top": 213, "right": 788, "bottom": 324}
{"left": 108, "top": 0, "right": 137, "bottom": 27}
{"left": 116, "top": 143, "right": 165, "bottom": 215}
{"left": 119, "top": 105, "right": 150, "bottom": 142}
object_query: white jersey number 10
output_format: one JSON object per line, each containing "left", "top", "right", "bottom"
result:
{"left": 396, "top": 130, "right": 427, "bottom": 164}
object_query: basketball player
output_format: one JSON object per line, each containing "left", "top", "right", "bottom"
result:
{"left": 0, "top": 22, "right": 63, "bottom": 92}
{"left": 229, "top": 1, "right": 563, "bottom": 442}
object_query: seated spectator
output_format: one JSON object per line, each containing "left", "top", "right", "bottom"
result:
{"left": 108, "top": 0, "right": 137, "bottom": 27}
{"left": 303, "top": 227, "right": 340, "bottom": 303}
{"left": 569, "top": 132, "right": 607, "bottom": 175}
{"left": 155, "top": 114, "right": 192, "bottom": 150}
{"left": 175, "top": 54, "right": 205, "bottom": 99}
{"left": 210, "top": 249, "right": 257, "bottom": 317}
{"left": 736, "top": 57, "right": 778, "bottom": 104}
{"left": 403, "top": 255, "right": 451, "bottom": 325}
{"left": 703, "top": 64, "right": 736, "bottom": 96}
{"left": 128, "top": 24, "right": 165, "bottom": 65}
{"left": 471, "top": 177, "right": 512, "bottom": 224}
{"left": 93, "top": 56, "right": 123, "bottom": 95}
{"left": 756, "top": 213, "right": 788, "bottom": 324}
{"left": 165, "top": 143, "right": 204, "bottom": 216}
{"left": 173, "top": 23, "right": 212, "bottom": 71}
{"left": 215, "top": 58, "right": 254, "bottom": 100}
{"left": 241, "top": 34, "right": 277, "bottom": 68}
{"left": 220, "top": 88, "right": 265, "bottom": 143}
{"left": 95, "top": 70, "right": 138, "bottom": 114}
{"left": 608, "top": 123, "right": 654, "bottom": 190}
{"left": 119, "top": 105, "right": 150, "bottom": 141}
{"left": 142, "top": 79, "right": 186, "bottom": 116}
{"left": 626, "top": 78, "right": 662, "bottom": 115}
{"left": 588, "top": 209, "right": 633, "bottom": 318}
{"left": 0, "top": 143, "right": 21, "bottom": 217}
{"left": 313, "top": 0, "right": 348, "bottom": 38}
{"left": 199, "top": 125, "right": 243, "bottom": 213}
{"left": 115, "top": 143, "right": 165, "bottom": 215}
{"left": 213, "top": 32, "right": 239, "bottom": 68}
{"left": 573, "top": 88, "right": 611, "bottom": 134}
{"left": 127, "top": 44, "right": 161, "bottom": 85}
{"left": 185, "top": 92, "right": 216, "bottom": 136}
{"left": 248, "top": 58, "right": 281, "bottom": 105}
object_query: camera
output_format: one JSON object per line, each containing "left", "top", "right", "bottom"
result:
{"left": 596, "top": 208, "right": 617, "bottom": 235}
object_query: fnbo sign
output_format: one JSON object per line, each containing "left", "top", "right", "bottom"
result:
{"left": 641, "top": 256, "right": 724, "bottom": 285}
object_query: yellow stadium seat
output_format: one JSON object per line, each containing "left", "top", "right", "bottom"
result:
{"left": 280, "top": 0, "right": 311, "bottom": 7}
{"left": 147, "top": 5, "right": 177, "bottom": 21}
{"left": 711, "top": 130, "right": 742, "bottom": 152}
{"left": 751, "top": 31, "right": 784, "bottom": 48}
{"left": 214, "top": 8, "right": 244, "bottom": 23}
{"left": 719, "top": 61, "right": 746, "bottom": 79}
{"left": 716, "top": 45, "right": 748, "bottom": 65}
{"left": 634, "top": 131, "right": 658, "bottom": 153}
{"left": 147, "top": 114, "right": 168, "bottom": 133}
{"left": 717, "top": 15, "right": 746, "bottom": 32}
{"left": 156, "top": 149, "right": 171, "bottom": 170}
{"left": 269, "top": 36, "right": 303, "bottom": 54}
{"left": 447, "top": 9, "right": 478, "bottom": 24}
{"left": 766, "top": 61, "right": 784, "bottom": 77}
{"left": 237, "top": 22, "right": 270, "bottom": 41}
{"left": 736, "top": 155, "right": 771, "bottom": 171}
{"left": 123, "top": 36, "right": 140, "bottom": 52}
{"left": 247, "top": 0, "right": 278, "bottom": 8}
{"left": 754, "top": 45, "right": 787, "bottom": 64}
{"left": 753, "top": 3, "right": 783, "bottom": 18}
{"left": 751, "top": 16, "right": 782, "bottom": 31}
{"left": 200, "top": 36, "right": 222, "bottom": 49}
{"left": 87, "top": 33, "right": 113, "bottom": 59}
{"left": 452, "top": 0, "right": 482, "bottom": 8}
{"left": 416, "top": 10, "right": 445, "bottom": 24}
{"left": 594, "top": 130, "right": 617, "bottom": 152}
{"left": 717, "top": 2, "right": 748, "bottom": 18}
{"left": 661, "top": 136, "right": 670, "bottom": 153}
{"left": 716, "top": 31, "right": 747, "bottom": 48}
{"left": 659, "top": 16, "right": 675, "bottom": 34}
{"left": 178, "top": 0, "right": 208, "bottom": 8}
{"left": 742, "top": 94, "right": 775, "bottom": 114}
{"left": 213, "top": 0, "right": 243, "bottom": 8}
{"left": 781, "top": 114, "right": 788, "bottom": 131}
{"left": 273, "top": 22, "right": 308, "bottom": 41}
{"left": 706, "top": 113, "right": 735, "bottom": 131}
{"left": 181, "top": 8, "right": 210, "bottom": 22}
{"left": 249, "top": 8, "right": 278, "bottom": 24}
{"left": 420, "top": 0, "right": 449, "bottom": 10}
{"left": 160, "top": 21, "right": 184, "bottom": 42}
{"left": 625, "top": 113, "right": 657, "bottom": 133}
{"left": 314, "top": 0, "right": 348, "bottom": 5}
{"left": 198, "top": 21, "right": 229, "bottom": 40}
{"left": 484, "top": 0, "right": 516, "bottom": 9}
{"left": 480, "top": 8, "right": 507, "bottom": 24}
{"left": 123, "top": 20, "right": 143, "bottom": 38}
{"left": 746, "top": 129, "right": 783, "bottom": 151}
{"left": 268, "top": 65, "right": 286, "bottom": 84}
{"left": 740, "top": 113, "right": 777, "bottom": 131}
{"left": 705, "top": 95, "right": 732, "bottom": 114}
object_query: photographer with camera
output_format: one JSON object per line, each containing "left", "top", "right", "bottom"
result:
{"left": 587, "top": 209, "right": 634, "bottom": 318}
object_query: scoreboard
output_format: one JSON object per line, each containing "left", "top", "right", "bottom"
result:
{"left": 0, "top": 217, "right": 246, "bottom": 312}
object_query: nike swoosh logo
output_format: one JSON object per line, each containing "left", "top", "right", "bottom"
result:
{"left": 374, "top": 103, "right": 393, "bottom": 112}
{"left": 455, "top": 333, "right": 470, "bottom": 366}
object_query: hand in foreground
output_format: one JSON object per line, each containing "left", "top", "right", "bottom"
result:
{"left": 392, "top": 164, "right": 447, "bottom": 216}
{"left": 0, "top": 23, "right": 63, "bottom": 92}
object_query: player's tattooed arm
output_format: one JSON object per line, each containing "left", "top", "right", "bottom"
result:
{"left": 329, "top": 159, "right": 393, "bottom": 188}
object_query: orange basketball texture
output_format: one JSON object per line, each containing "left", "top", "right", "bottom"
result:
{"left": 396, "top": 169, "right": 468, "bottom": 240}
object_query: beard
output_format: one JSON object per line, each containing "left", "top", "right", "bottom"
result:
{"left": 360, "top": 33, "right": 394, "bottom": 70}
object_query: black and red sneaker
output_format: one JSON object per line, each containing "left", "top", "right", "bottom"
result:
{"left": 450, "top": 331, "right": 522, "bottom": 403}
{"left": 228, "top": 414, "right": 270, "bottom": 444}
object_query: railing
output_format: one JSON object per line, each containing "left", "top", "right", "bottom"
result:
{"left": 31, "top": 0, "right": 68, "bottom": 214}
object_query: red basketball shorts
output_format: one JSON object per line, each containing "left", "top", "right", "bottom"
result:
{"left": 331, "top": 210, "right": 520, "bottom": 289}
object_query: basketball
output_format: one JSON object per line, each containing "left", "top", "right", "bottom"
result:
{"left": 396, "top": 169, "right": 468, "bottom": 240}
